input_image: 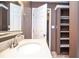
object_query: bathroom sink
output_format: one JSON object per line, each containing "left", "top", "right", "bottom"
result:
{"left": 17, "top": 42, "right": 42, "bottom": 55}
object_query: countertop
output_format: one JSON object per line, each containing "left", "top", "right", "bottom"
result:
{"left": 0, "top": 31, "right": 23, "bottom": 42}
{"left": 0, "top": 31, "right": 22, "bottom": 39}
{"left": 0, "top": 39, "right": 52, "bottom": 58}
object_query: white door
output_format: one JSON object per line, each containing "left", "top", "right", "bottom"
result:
{"left": 32, "top": 4, "right": 47, "bottom": 39}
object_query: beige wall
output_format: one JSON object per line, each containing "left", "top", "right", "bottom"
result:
{"left": 0, "top": 8, "right": 2, "bottom": 31}
{"left": 77, "top": 2, "right": 79, "bottom": 58}
{"left": 0, "top": 8, "right": 7, "bottom": 31}
{"left": 22, "top": 2, "right": 32, "bottom": 39}
{"left": 69, "top": 1, "right": 79, "bottom": 58}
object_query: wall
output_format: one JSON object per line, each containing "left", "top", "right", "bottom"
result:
{"left": 69, "top": 1, "right": 78, "bottom": 58}
{"left": 48, "top": 3, "right": 57, "bottom": 51}
{"left": 2, "top": 8, "right": 7, "bottom": 31}
{"left": 0, "top": 8, "right": 2, "bottom": 31}
{"left": 22, "top": 2, "right": 32, "bottom": 39}
{"left": 77, "top": 2, "right": 79, "bottom": 58}
{"left": 70, "top": 1, "right": 79, "bottom": 58}
{"left": 0, "top": 7, "right": 7, "bottom": 31}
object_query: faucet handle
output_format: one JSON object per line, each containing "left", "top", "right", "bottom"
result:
{"left": 13, "top": 38, "right": 18, "bottom": 48}
{"left": 8, "top": 39, "right": 14, "bottom": 48}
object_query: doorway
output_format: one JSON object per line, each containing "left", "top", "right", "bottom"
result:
{"left": 32, "top": 4, "right": 51, "bottom": 50}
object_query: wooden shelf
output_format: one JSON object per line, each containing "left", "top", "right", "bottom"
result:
{"left": 60, "top": 24, "right": 69, "bottom": 26}
{"left": 60, "top": 38, "right": 69, "bottom": 40}
{"left": 60, "top": 31, "right": 69, "bottom": 33}
{"left": 60, "top": 44, "right": 69, "bottom": 48}
{"left": 56, "top": 7, "right": 69, "bottom": 55}
{"left": 61, "top": 16, "right": 69, "bottom": 19}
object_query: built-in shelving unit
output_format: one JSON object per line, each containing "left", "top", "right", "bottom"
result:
{"left": 60, "top": 8, "right": 69, "bottom": 55}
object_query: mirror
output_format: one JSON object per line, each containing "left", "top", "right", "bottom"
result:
{"left": 0, "top": 2, "right": 22, "bottom": 31}
{"left": 9, "top": 3, "right": 22, "bottom": 31}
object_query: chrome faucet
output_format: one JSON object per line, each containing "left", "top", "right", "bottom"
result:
{"left": 12, "top": 37, "right": 18, "bottom": 48}
{"left": 9, "top": 35, "right": 19, "bottom": 48}
{"left": 9, "top": 34, "right": 22, "bottom": 48}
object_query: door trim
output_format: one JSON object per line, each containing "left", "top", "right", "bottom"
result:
{"left": 48, "top": 8, "right": 51, "bottom": 50}
{"left": 32, "top": 8, "right": 35, "bottom": 39}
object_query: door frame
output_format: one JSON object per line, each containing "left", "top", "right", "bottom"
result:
{"left": 47, "top": 8, "right": 51, "bottom": 50}
{"left": 32, "top": 7, "right": 51, "bottom": 50}
{"left": 32, "top": 8, "right": 36, "bottom": 39}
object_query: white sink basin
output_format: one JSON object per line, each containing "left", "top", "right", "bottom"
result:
{"left": 17, "top": 43, "right": 41, "bottom": 55}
